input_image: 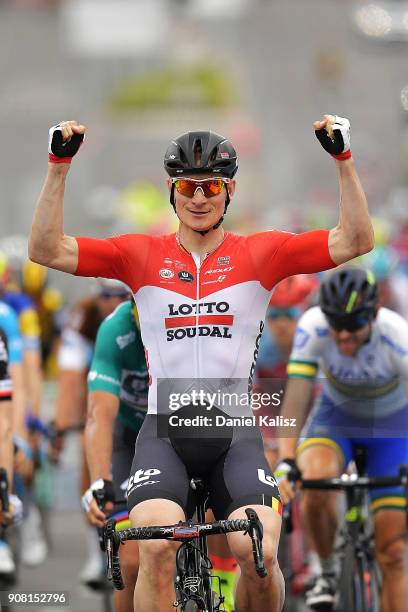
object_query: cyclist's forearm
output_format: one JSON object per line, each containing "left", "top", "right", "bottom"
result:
{"left": 85, "top": 415, "right": 114, "bottom": 482}
{"left": 278, "top": 377, "right": 314, "bottom": 459}
{"left": 329, "top": 159, "right": 374, "bottom": 264}
{"left": 9, "top": 363, "right": 27, "bottom": 439}
{"left": 54, "top": 369, "right": 88, "bottom": 430}
{"left": 23, "top": 350, "right": 43, "bottom": 417}
{"left": 85, "top": 393, "right": 118, "bottom": 481}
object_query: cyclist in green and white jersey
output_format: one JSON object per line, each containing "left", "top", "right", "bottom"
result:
{"left": 82, "top": 299, "right": 149, "bottom": 612}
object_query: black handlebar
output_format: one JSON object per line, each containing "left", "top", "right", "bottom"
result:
{"left": 300, "top": 466, "right": 408, "bottom": 491}
{"left": 283, "top": 465, "right": 408, "bottom": 533}
{"left": 103, "top": 507, "right": 267, "bottom": 590}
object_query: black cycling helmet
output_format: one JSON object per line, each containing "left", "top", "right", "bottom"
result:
{"left": 164, "top": 130, "right": 238, "bottom": 235}
{"left": 164, "top": 130, "right": 238, "bottom": 179}
{"left": 319, "top": 267, "right": 378, "bottom": 318}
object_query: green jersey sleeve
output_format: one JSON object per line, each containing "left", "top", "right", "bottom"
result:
{"left": 87, "top": 316, "right": 122, "bottom": 397}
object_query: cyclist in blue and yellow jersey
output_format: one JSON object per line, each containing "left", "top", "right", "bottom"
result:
{"left": 0, "top": 250, "right": 43, "bottom": 421}
{"left": 19, "top": 259, "right": 65, "bottom": 377}
{"left": 0, "top": 250, "right": 46, "bottom": 566}
{"left": 0, "top": 297, "right": 30, "bottom": 578}
{"left": 0, "top": 328, "right": 23, "bottom": 524}
{"left": 0, "top": 295, "right": 32, "bottom": 479}
{"left": 277, "top": 267, "right": 408, "bottom": 612}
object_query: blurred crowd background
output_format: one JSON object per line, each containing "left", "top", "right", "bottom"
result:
{"left": 1, "top": 0, "right": 408, "bottom": 302}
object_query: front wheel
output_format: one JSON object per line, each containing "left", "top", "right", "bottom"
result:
{"left": 336, "top": 542, "right": 362, "bottom": 612}
{"left": 182, "top": 591, "right": 221, "bottom": 612}
{"left": 183, "top": 601, "right": 200, "bottom": 611}
{"left": 336, "top": 541, "right": 380, "bottom": 612}
{"left": 358, "top": 555, "right": 381, "bottom": 612}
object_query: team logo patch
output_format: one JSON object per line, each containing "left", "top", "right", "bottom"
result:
{"left": 127, "top": 468, "right": 161, "bottom": 492}
{"left": 293, "top": 328, "right": 310, "bottom": 349}
{"left": 178, "top": 271, "right": 194, "bottom": 283}
{"left": 160, "top": 268, "right": 174, "bottom": 279}
{"left": 217, "top": 256, "right": 230, "bottom": 266}
{"left": 257, "top": 468, "right": 278, "bottom": 488}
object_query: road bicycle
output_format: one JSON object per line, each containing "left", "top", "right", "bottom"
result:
{"left": 103, "top": 477, "right": 267, "bottom": 611}
{"left": 296, "top": 458, "right": 408, "bottom": 612}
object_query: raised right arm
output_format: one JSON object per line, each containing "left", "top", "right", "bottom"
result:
{"left": 28, "top": 163, "right": 78, "bottom": 273}
{"left": 29, "top": 121, "right": 149, "bottom": 289}
{"left": 29, "top": 121, "right": 87, "bottom": 272}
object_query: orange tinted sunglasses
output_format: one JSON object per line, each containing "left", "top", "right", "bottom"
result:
{"left": 172, "top": 178, "right": 229, "bottom": 198}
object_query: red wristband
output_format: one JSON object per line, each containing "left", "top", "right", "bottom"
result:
{"left": 332, "top": 150, "right": 352, "bottom": 161}
{"left": 48, "top": 153, "right": 72, "bottom": 164}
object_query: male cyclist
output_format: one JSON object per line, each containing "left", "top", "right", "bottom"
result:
{"left": 0, "top": 327, "right": 22, "bottom": 532}
{"left": 0, "top": 250, "right": 43, "bottom": 422}
{"left": 82, "top": 298, "right": 149, "bottom": 612}
{"left": 0, "top": 328, "right": 23, "bottom": 526}
{"left": 0, "top": 321, "right": 25, "bottom": 578}
{"left": 255, "top": 274, "right": 319, "bottom": 467}
{"left": 51, "top": 278, "right": 131, "bottom": 586}
{"left": 277, "top": 267, "right": 408, "bottom": 612}
{"left": 28, "top": 115, "right": 373, "bottom": 612}
{"left": 20, "top": 259, "right": 65, "bottom": 375}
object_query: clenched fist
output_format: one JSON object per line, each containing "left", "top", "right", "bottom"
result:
{"left": 48, "top": 120, "right": 86, "bottom": 164}
{"left": 314, "top": 114, "right": 351, "bottom": 160}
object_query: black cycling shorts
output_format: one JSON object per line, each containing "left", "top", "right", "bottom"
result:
{"left": 127, "top": 415, "right": 282, "bottom": 520}
{"left": 107, "top": 420, "right": 137, "bottom": 520}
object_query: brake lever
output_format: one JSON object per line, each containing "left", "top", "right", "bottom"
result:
{"left": 245, "top": 508, "right": 268, "bottom": 578}
{"left": 93, "top": 489, "right": 108, "bottom": 552}
{"left": 104, "top": 519, "right": 116, "bottom": 581}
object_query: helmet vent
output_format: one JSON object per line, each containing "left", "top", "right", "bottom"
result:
{"left": 193, "top": 138, "right": 203, "bottom": 167}
{"left": 178, "top": 146, "right": 188, "bottom": 165}
{"left": 209, "top": 147, "right": 218, "bottom": 163}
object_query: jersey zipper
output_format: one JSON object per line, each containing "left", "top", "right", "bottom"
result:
{"left": 191, "top": 252, "right": 201, "bottom": 377}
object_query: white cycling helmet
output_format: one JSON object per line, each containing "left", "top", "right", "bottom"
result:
{"left": 95, "top": 278, "right": 131, "bottom": 297}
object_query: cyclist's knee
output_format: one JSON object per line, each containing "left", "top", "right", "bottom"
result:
{"left": 120, "top": 541, "right": 139, "bottom": 584}
{"left": 376, "top": 537, "right": 407, "bottom": 573}
{"left": 297, "top": 446, "right": 341, "bottom": 480}
{"left": 138, "top": 539, "right": 177, "bottom": 575}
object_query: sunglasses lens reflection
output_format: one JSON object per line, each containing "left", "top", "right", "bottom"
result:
{"left": 174, "top": 179, "right": 225, "bottom": 198}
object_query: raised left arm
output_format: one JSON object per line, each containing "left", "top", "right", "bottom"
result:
{"left": 314, "top": 114, "right": 374, "bottom": 264}
{"left": 328, "top": 157, "right": 374, "bottom": 264}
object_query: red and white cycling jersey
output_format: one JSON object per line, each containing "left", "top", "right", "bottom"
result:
{"left": 75, "top": 230, "right": 335, "bottom": 413}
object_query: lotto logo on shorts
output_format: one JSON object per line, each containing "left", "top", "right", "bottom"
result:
{"left": 127, "top": 468, "right": 161, "bottom": 492}
{"left": 257, "top": 468, "right": 278, "bottom": 488}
